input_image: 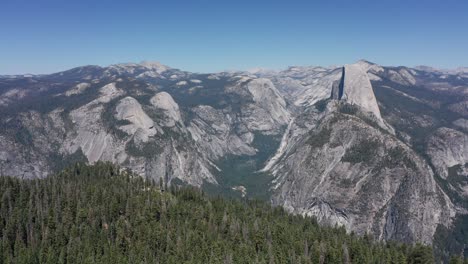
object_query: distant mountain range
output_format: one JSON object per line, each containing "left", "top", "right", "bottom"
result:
{"left": 1, "top": 59, "right": 467, "bottom": 259}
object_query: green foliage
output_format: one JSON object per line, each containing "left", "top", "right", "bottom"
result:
{"left": 306, "top": 127, "right": 331, "bottom": 148}
{"left": 164, "top": 75, "right": 253, "bottom": 111}
{"left": 124, "top": 139, "right": 163, "bottom": 158}
{"left": 341, "top": 139, "right": 379, "bottom": 164}
{"left": 314, "top": 99, "right": 329, "bottom": 112}
{"left": 337, "top": 102, "right": 388, "bottom": 133}
{"left": 341, "top": 139, "right": 417, "bottom": 173}
{"left": 338, "top": 103, "right": 359, "bottom": 115}
{"left": 449, "top": 256, "right": 465, "bottom": 264}
{"left": 408, "top": 244, "right": 435, "bottom": 264}
{"left": 14, "top": 127, "right": 33, "bottom": 145}
{"left": 384, "top": 146, "right": 417, "bottom": 170}
{"left": 433, "top": 214, "right": 468, "bottom": 263}
{"left": 447, "top": 164, "right": 468, "bottom": 190}
{"left": 99, "top": 96, "right": 130, "bottom": 140}
{"left": 0, "top": 162, "right": 445, "bottom": 263}
{"left": 373, "top": 78, "right": 462, "bottom": 160}
{"left": 205, "top": 133, "right": 281, "bottom": 200}
{"left": 434, "top": 164, "right": 468, "bottom": 209}
{"left": 49, "top": 148, "right": 88, "bottom": 172}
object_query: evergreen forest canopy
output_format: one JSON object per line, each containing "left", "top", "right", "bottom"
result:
{"left": 0, "top": 162, "right": 466, "bottom": 264}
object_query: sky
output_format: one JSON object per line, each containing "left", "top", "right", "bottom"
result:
{"left": 1, "top": 0, "right": 468, "bottom": 74}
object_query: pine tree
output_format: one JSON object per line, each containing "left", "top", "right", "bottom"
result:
{"left": 0, "top": 162, "right": 463, "bottom": 263}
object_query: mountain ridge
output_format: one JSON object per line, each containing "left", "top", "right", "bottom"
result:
{"left": 1, "top": 59, "right": 467, "bottom": 258}
{"left": 3, "top": 59, "right": 468, "bottom": 78}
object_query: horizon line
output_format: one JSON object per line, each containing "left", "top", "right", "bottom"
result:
{"left": 2, "top": 59, "right": 468, "bottom": 76}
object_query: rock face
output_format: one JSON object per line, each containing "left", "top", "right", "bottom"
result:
{"left": 65, "top": 85, "right": 123, "bottom": 163}
{"left": 453, "top": 118, "right": 468, "bottom": 132}
{"left": 65, "top": 82, "right": 90, "bottom": 96}
{"left": 0, "top": 59, "right": 467, "bottom": 247}
{"left": 115, "top": 97, "right": 157, "bottom": 142}
{"left": 265, "top": 105, "right": 454, "bottom": 243}
{"left": 246, "top": 78, "right": 290, "bottom": 126}
{"left": 342, "top": 64, "right": 381, "bottom": 118}
{"left": 259, "top": 61, "right": 467, "bottom": 244}
{"left": 258, "top": 66, "right": 342, "bottom": 109}
{"left": 0, "top": 67, "right": 293, "bottom": 186}
{"left": 427, "top": 127, "right": 468, "bottom": 179}
{"left": 188, "top": 105, "right": 256, "bottom": 159}
{"left": 332, "top": 64, "right": 384, "bottom": 125}
{"left": 150, "top": 92, "right": 182, "bottom": 127}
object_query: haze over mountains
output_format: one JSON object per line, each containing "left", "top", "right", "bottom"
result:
{"left": 0, "top": 59, "right": 467, "bottom": 258}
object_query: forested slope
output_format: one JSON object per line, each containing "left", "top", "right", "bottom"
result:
{"left": 0, "top": 162, "right": 462, "bottom": 263}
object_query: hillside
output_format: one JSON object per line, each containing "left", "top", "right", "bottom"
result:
{"left": 0, "top": 60, "right": 467, "bottom": 259}
{"left": 0, "top": 162, "right": 448, "bottom": 264}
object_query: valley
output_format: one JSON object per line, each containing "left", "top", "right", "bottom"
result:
{"left": 1, "top": 60, "right": 467, "bottom": 261}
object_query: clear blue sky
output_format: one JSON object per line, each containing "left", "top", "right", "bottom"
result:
{"left": 1, "top": 0, "right": 468, "bottom": 74}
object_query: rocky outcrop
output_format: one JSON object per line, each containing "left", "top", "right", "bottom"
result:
{"left": 188, "top": 105, "right": 256, "bottom": 159}
{"left": 64, "top": 86, "right": 124, "bottom": 163}
{"left": 266, "top": 107, "right": 454, "bottom": 243}
{"left": 427, "top": 127, "right": 468, "bottom": 179}
{"left": 330, "top": 64, "right": 395, "bottom": 134}
{"left": 0, "top": 135, "right": 50, "bottom": 179}
{"left": 387, "top": 69, "right": 417, "bottom": 86}
{"left": 332, "top": 64, "right": 383, "bottom": 123}
{"left": 150, "top": 92, "right": 182, "bottom": 127}
{"left": 115, "top": 96, "right": 157, "bottom": 143}
{"left": 98, "top": 83, "right": 124, "bottom": 103}
{"left": 448, "top": 101, "right": 468, "bottom": 117}
{"left": 246, "top": 78, "right": 290, "bottom": 126}
{"left": 225, "top": 77, "right": 291, "bottom": 133}
{"left": 259, "top": 66, "right": 342, "bottom": 109}
{"left": 65, "top": 83, "right": 90, "bottom": 96}
{"left": 453, "top": 119, "right": 468, "bottom": 132}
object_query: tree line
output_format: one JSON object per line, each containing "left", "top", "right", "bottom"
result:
{"left": 0, "top": 162, "right": 465, "bottom": 263}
